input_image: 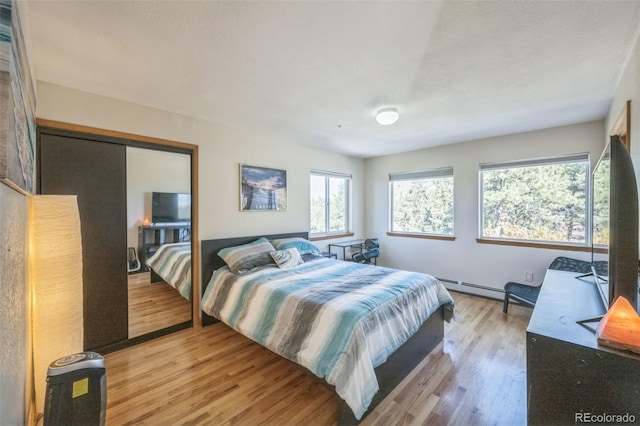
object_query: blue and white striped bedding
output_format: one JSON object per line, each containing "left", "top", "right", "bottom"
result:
{"left": 201, "top": 257, "right": 454, "bottom": 419}
{"left": 146, "top": 242, "right": 191, "bottom": 300}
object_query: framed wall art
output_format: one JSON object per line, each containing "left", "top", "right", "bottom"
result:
{"left": 240, "top": 164, "right": 287, "bottom": 211}
{"left": 0, "top": 0, "right": 36, "bottom": 194}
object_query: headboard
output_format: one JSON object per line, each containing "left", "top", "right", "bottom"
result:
{"left": 200, "top": 231, "right": 309, "bottom": 326}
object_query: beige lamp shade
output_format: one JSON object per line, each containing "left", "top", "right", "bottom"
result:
{"left": 30, "top": 195, "right": 84, "bottom": 414}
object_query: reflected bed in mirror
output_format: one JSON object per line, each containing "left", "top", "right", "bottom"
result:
{"left": 146, "top": 242, "right": 191, "bottom": 300}
{"left": 126, "top": 147, "right": 193, "bottom": 338}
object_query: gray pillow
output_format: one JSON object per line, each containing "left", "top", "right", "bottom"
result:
{"left": 218, "top": 237, "right": 276, "bottom": 273}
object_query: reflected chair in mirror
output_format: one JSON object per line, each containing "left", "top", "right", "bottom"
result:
{"left": 352, "top": 238, "right": 380, "bottom": 265}
{"left": 503, "top": 256, "right": 592, "bottom": 314}
{"left": 127, "top": 247, "right": 140, "bottom": 273}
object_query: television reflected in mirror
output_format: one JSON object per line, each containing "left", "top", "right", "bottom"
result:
{"left": 152, "top": 192, "right": 191, "bottom": 224}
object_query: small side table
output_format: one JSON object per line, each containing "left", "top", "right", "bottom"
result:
{"left": 321, "top": 252, "right": 337, "bottom": 259}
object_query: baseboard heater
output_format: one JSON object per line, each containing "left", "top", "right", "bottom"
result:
{"left": 438, "top": 277, "right": 505, "bottom": 295}
{"left": 436, "top": 277, "right": 458, "bottom": 285}
{"left": 461, "top": 281, "right": 505, "bottom": 294}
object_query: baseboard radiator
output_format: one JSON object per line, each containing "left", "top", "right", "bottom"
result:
{"left": 436, "top": 277, "right": 505, "bottom": 295}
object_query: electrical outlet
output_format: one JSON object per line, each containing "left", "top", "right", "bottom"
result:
{"left": 525, "top": 271, "right": 534, "bottom": 282}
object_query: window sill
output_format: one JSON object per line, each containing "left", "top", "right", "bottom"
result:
{"left": 310, "top": 232, "right": 355, "bottom": 242}
{"left": 476, "top": 238, "right": 606, "bottom": 253}
{"left": 387, "top": 232, "right": 455, "bottom": 241}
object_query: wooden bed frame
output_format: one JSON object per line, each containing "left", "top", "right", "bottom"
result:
{"left": 149, "top": 269, "right": 164, "bottom": 284}
{"left": 200, "top": 232, "right": 445, "bottom": 425}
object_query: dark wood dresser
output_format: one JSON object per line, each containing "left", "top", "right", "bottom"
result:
{"left": 526, "top": 269, "right": 640, "bottom": 424}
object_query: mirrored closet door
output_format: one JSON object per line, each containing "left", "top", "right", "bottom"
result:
{"left": 37, "top": 121, "right": 198, "bottom": 353}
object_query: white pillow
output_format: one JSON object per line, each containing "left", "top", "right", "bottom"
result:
{"left": 270, "top": 248, "right": 303, "bottom": 269}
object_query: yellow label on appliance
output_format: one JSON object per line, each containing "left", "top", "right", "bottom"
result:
{"left": 72, "top": 377, "right": 89, "bottom": 398}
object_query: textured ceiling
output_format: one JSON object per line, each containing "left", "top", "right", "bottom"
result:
{"left": 27, "top": 0, "right": 640, "bottom": 158}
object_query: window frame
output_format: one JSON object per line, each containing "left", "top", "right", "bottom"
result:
{"left": 388, "top": 167, "right": 455, "bottom": 238}
{"left": 478, "top": 153, "right": 591, "bottom": 247}
{"left": 309, "top": 170, "right": 352, "bottom": 237}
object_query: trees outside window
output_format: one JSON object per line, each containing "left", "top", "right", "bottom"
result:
{"left": 389, "top": 168, "right": 454, "bottom": 236}
{"left": 592, "top": 152, "right": 610, "bottom": 246}
{"left": 310, "top": 171, "right": 350, "bottom": 235}
{"left": 480, "top": 154, "right": 589, "bottom": 244}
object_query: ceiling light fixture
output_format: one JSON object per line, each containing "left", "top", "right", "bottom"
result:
{"left": 376, "top": 107, "right": 399, "bottom": 126}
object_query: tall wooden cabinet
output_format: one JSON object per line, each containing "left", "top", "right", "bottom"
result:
{"left": 38, "top": 131, "right": 129, "bottom": 351}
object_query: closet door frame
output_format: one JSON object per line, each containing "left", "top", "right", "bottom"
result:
{"left": 37, "top": 119, "right": 200, "bottom": 352}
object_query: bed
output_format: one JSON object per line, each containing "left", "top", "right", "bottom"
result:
{"left": 200, "top": 232, "right": 454, "bottom": 424}
{"left": 145, "top": 242, "right": 192, "bottom": 300}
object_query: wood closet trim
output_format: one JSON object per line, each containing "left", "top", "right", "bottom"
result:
{"left": 37, "top": 119, "right": 197, "bottom": 151}
{"left": 36, "top": 118, "right": 201, "bottom": 328}
{"left": 609, "top": 100, "right": 631, "bottom": 152}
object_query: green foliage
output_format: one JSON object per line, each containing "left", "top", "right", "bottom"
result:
{"left": 310, "top": 176, "right": 348, "bottom": 233}
{"left": 310, "top": 197, "right": 325, "bottom": 233}
{"left": 481, "top": 162, "right": 587, "bottom": 243}
{"left": 592, "top": 159, "right": 610, "bottom": 245}
{"left": 392, "top": 177, "right": 454, "bottom": 235}
{"left": 328, "top": 179, "right": 346, "bottom": 231}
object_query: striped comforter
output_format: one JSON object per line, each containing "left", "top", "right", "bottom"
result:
{"left": 201, "top": 257, "right": 454, "bottom": 419}
{"left": 146, "top": 243, "right": 191, "bottom": 300}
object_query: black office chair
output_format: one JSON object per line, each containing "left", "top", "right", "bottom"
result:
{"left": 503, "top": 256, "right": 592, "bottom": 313}
{"left": 352, "top": 238, "right": 380, "bottom": 265}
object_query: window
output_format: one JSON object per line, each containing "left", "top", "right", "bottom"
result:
{"left": 389, "top": 167, "right": 454, "bottom": 236}
{"left": 480, "top": 154, "right": 589, "bottom": 244}
{"left": 310, "top": 170, "right": 351, "bottom": 235}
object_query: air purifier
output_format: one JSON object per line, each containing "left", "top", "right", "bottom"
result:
{"left": 43, "top": 352, "right": 106, "bottom": 426}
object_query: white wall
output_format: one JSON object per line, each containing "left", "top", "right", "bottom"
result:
{"left": 608, "top": 30, "right": 640, "bottom": 201}
{"left": 126, "top": 147, "right": 191, "bottom": 248}
{"left": 0, "top": 183, "right": 29, "bottom": 425}
{"left": 0, "top": 1, "right": 34, "bottom": 424}
{"left": 36, "top": 82, "right": 366, "bottom": 252}
{"left": 365, "top": 121, "right": 606, "bottom": 299}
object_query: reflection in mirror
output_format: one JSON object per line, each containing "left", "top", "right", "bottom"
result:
{"left": 126, "top": 147, "right": 192, "bottom": 338}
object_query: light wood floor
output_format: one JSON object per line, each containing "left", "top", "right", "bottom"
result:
{"left": 128, "top": 272, "right": 192, "bottom": 338}
{"left": 105, "top": 291, "right": 532, "bottom": 425}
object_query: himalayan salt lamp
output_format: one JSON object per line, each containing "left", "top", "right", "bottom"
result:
{"left": 596, "top": 296, "right": 640, "bottom": 354}
{"left": 142, "top": 217, "right": 151, "bottom": 227}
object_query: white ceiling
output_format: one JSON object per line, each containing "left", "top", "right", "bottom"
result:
{"left": 27, "top": 0, "right": 640, "bottom": 158}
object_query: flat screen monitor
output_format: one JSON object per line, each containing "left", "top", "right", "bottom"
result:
{"left": 589, "top": 135, "right": 638, "bottom": 312}
{"left": 152, "top": 192, "right": 191, "bottom": 223}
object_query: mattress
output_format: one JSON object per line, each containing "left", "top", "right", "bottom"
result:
{"left": 201, "top": 257, "right": 454, "bottom": 419}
